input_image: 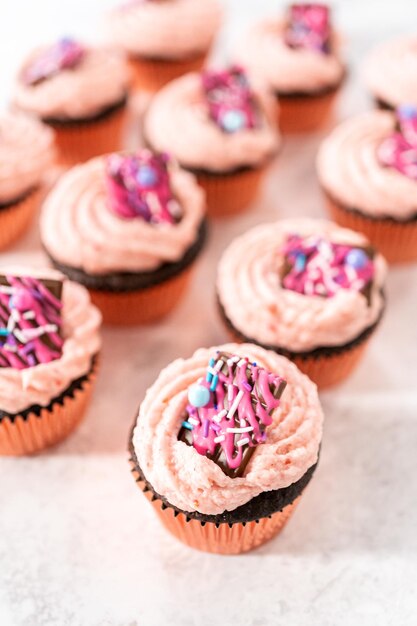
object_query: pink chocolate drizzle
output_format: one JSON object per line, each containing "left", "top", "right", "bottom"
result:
{"left": 105, "top": 150, "right": 182, "bottom": 224}
{"left": 202, "top": 66, "right": 259, "bottom": 134}
{"left": 281, "top": 234, "right": 375, "bottom": 299}
{"left": 23, "top": 38, "right": 85, "bottom": 86}
{"left": 178, "top": 351, "right": 287, "bottom": 478}
{"left": 285, "top": 3, "right": 331, "bottom": 54}
{"left": 378, "top": 105, "right": 417, "bottom": 180}
{"left": 0, "top": 275, "right": 63, "bottom": 369}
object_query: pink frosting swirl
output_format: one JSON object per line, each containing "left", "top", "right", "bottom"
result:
{"left": 317, "top": 111, "right": 417, "bottom": 219}
{"left": 233, "top": 18, "right": 344, "bottom": 94}
{"left": 133, "top": 343, "right": 323, "bottom": 515}
{"left": 144, "top": 72, "right": 280, "bottom": 172}
{"left": 106, "top": 0, "right": 222, "bottom": 60}
{"left": 0, "top": 111, "right": 55, "bottom": 203}
{"left": 40, "top": 155, "right": 205, "bottom": 274}
{"left": 0, "top": 267, "right": 101, "bottom": 414}
{"left": 217, "top": 219, "right": 386, "bottom": 353}
{"left": 364, "top": 36, "right": 417, "bottom": 107}
{"left": 13, "top": 45, "right": 128, "bottom": 120}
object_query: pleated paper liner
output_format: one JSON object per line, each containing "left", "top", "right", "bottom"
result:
{"left": 128, "top": 51, "right": 208, "bottom": 93}
{"left": 0, "top": 187, "right": 42, "bottom": 251}
{"left": 0, "top": 359, "right": 98, "bottom": 456}
{"left": 276, "top": 84, "right": 341, "bottom": 134}
{"left": 325, "top": 193, "right": 417, "bottom": 264}
{"left": 129, "top": 456, "right": 302, "bottom": 555}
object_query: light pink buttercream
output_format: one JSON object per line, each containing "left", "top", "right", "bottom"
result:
{"left": 317, "top": 111, "right": 417, "bottom": 219}
{"left": 0, "top": 266, "right": 101, "bottom": 414}
{"left": 40, "top": 155, "right": 205, "bottom": 274}
{"left": 0, "top": 111, "right": 55, "bottom": 203}
{"left": 13, "top": 45, "right": 128, "bottom": 120}
{"left": 133, "top": 342, "right": 323, "bottom": 515}
{"left": 144, "top": 72, "right": 280, "bottom": 172}
{"left": 217, "top": 219, "right": 386, "bottom": 353}
{"left": 233, "top": 19, "right": 344, "bottom": 94}
{"left": 364, "top": 36, "right": 417, "bottom": 107}
{"left": 106, "top": 0, "right": 222, "bottom": 60}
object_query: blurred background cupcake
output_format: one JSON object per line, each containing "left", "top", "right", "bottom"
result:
{"left": 13, "top": 37, "right": 129, "bottom": 165}
{"left": 317, "top": 107, "right": 417, "bottom": 263}
{"left": 143, "top": 66, "right": 280, "bottom": 217}
{"left": 0, "top": 111, "right": 55, "bottom": 250}
{"left": 217, "top": 218, "right": 387, "bottom": 388}
{"left": 233, "top": 3, "right": 345, "bottom": 133}
{"left": 0, "top": 267, "right": 101, "bottom": 456}
{"left": 40, "top": 149, "right": 206, "bottom": 325}
{"left": 129, "top": 342, "right": 323, "bottom": 554}
{"left": 105, "top": 0, "right": 222, "bottom": 92}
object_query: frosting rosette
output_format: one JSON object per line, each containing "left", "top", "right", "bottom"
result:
{"left": 217, "top": 219, "right": 386, "bottom": 353}
{"left": 133, "top": 342, "right": 323, "bottom": 515}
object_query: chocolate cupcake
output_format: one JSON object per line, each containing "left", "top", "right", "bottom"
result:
{"left": 40, "top": 149, "right": 206, "bottom": 325}
{"left": 143, "top": 66, "right": 280, "bottom": 216}
{"left": 0, "top": 267, "right": 101, "bottom": 456}
{"left": 13, "top": 38, "right": 129, "bottom": 165}
{"left": 217, "top": 219, "right": 387, "bottom": 389}
{"left": 129, "top": 342, "right": 323, "bottom": 554}
{"left": 233, "top": 3, "right": 345, "bottom": 133}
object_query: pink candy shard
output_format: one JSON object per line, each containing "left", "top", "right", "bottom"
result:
{"left": 202, "top": 65, "right": 259, "bottom": 133}
{"left": 281, "top": 234, "right": 375, "bottom": 298}
{"left": 378, "top": 105, "right": 417, "bottom": 180}
{"left": 285, "top": 3, "right": 331, "bottom": 54}
{"left": 0, "top": 275, "right": 63, "bottom": 370}
{"left": 105, "top": 150, "right": 182, "bottom": 224}
{"left": 23, "top": 37, "right": 85, "bottom": 86}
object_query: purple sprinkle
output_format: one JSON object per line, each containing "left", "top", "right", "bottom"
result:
{"left": 211, "top": 422, "right": 221, "bottom": 432}
{"left": 203, "top": 419, "right": 210, "bottom": 438}
{"left": 243, "top": 382, "right": 252, "bottom": 391}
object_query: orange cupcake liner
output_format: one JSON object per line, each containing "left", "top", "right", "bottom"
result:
{"left": 130, "top": 458, "right": 301, "bottom": 554}
{"left": 88, "top": 266, "right": 193, "bottom": 325}
{"left": 0, "top": 187, "right": 42, "bottom": 251}
{"left": 325, "top": 193, "right": 417, "bottom": 264}
{"left": 277, "top": 87, "right": 340, "bottom": 134}
{"left": 128, "top": 51, "right": 208, "bottom": 93}
{"left": 50, "top": 104, "right": 128, "bottom": 166}
{"left": 0, "top": 361, "right": 97, "bottom": 456}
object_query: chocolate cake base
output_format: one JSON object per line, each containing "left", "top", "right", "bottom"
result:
{"left": 42, "top": 94, "right": 128, "bottom": 127}
{"left": 47, "top": 220, "right": 208, "bottom": 293}
{"left": 375, "top": 97, "right": 395, "bottom": 112}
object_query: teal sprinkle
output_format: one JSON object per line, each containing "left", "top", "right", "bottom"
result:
{"left": 210, "top": 374, "right": 219, "bottom": 391}
{"left": 0, "top": 328, "right": 9, "bottom": 336}
{"left": 182, "top": 421, "right": 193, "bottom": 431}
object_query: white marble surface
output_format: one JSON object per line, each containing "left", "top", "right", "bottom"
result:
{"left": 1, "top": 1, "right": 417, "bottom": 625}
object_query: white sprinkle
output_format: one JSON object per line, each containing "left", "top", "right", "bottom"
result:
{"left": 214, "top": 435, "right": 225, "bottom": 443}
{"left": 11, "top": 309, "right": 20, "bottom": 322}
{"left": 227, "top": 390, "right": 244, "bottom": 420}
{"left": 237, "top": 437, "right": 250, "bottom": 447}
{"left": 207, "top": 366, "right": 217, "bottom": 376}
{"left": 20, "top": 324, "right": 57, "bottom": 341}
{"left": 0, "top": 286, "right": 14, "bottom": 294}
{"left": 214, "top": 359, "right": 223, "bottom": 372}
{"left": 226, "top": 426, "right": 254, "bottom": 434}
{"left": 213, "top": 409, "right": 227, "bottom": 423}
{"left": 345, "top": 265, "right": 357, "bottom": 282}
{"left": 237, "top": 358, "right": 247, "bottom": 368}
{"left": 23, "top": 311, "right": 35, "bottom": 320}
{"left": 188, "top": 417, "right": 199, "bottom": 426}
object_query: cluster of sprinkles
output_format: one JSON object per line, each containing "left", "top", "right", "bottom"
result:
{"left": 0, "top": 275, "right": 63, "bottom": 370}
{"left": 281, "top": 234, "right": 375, "bottom": 300}
{"left": 105, "top": 150, "right": 182, "bottom": 224}
{"left": 284, "top": 3, "right": 332, "bottom": 54}
{"left": 178, "top": 352, "right": 287, "bottom": 478}
{"left": 23, "top": 37, "right": 85, "bottom": 86}
{"left": 378, "top": 104, "right": 417, "bottom": 180}
{"left": 202, "top": 66, "right": 260, "bottom": 134}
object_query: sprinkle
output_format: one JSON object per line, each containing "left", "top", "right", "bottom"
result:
{"left": 210, "top": 374, "right": 219, "bottom": 391}
{"left": 242, "top": 382, "right": 252, "bottom": 391}
{"left": 213, "top": 409, "right": 227, "bottom": 423}
{"left": 227, "top": 389, "right": 244, "bottom": 420}
{"left": 188, "top": 417, "right": 199, "bottom": 426}
{"left": 181, "top": 421, "right": 193, "bottom": 431}
{"left": 211, "top": 422, "right": 221, "bottom": 432}
{"left": 203, "top": 419, "right": 210, "bottom": 438}
{"left": 252, "top": 362, "right": 257, "bottom": 366}
{"left": 237, "top": 358, "right": 247, "bottom": 367}
{"left": 214, "top": 435, "right": 225, "bottom": 443}
{"left": 237, "top": 437, "right": 250, "bottom": 447}
{"left": 226, "top": 426, "right": 254, "bottom": 434}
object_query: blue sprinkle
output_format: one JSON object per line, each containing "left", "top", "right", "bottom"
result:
{"left": 182, "top": 421, "right": 193, "bottom": 431}
{"left": 398, "top": 104, "right": 417, "bottom": 120}
{"left": 0, "top": 328, "right": 9, "bottom": 336}
{"left": 345, "top": 248, "right": 368, "bottom": 270}
{"left": 252, "top": 362, "right": 257, "bottom": 367}
{"left": 294, "top": 252, "right": 306, "bottom": 272}
{"left": 221, "top": 109, "right": 246, "bottom": 133}
{"left": 210, "top": 374, "right": 219, "bottom": 391}
{"left": 136, "top": 165, "right": 158, "bottom": 187}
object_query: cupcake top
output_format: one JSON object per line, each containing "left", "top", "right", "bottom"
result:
{"left": 144, "top": 67, "right": 280, "bottom": 172}
{"left": 40, "top": 150, "right": 205, "bottom": 275}
{"left": 233, "top": 4, "right": 344, "bottom": 95}
{"left": 132, "top": 342, "right": 323, "bottom": 515}
{"left": 0, "top": 111, "right": 55, "bottom": 204}
{"left": 106, "top": 0, "right": 222, "bottom": 60}
{"left": 217, "top": 219, "right": 386, "bottom": 353}
{"left": 13, "top": 38, "right": 128, "bottom": 121}
{"left": 364, "top": 36, "right": 417, "bottom": 107}
{"left": 0, "top": 267, "right": 101, "bottom": 414}
{"left": 317, "top": 108, "right": 417, "bottom": 219}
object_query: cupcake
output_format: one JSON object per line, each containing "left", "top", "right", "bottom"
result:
{"left": 105, "top": 0, "right": 222, "bottom": 92}
{"left": 40, "top": 149, "right": 206, "bottom": 325}
{"left": 317, "top": 107, "right": 417, "bottom": 263}
{"left": 217, "top": 219, "right": 387, "bottom": 389}
{"left": 13, "top": 38, "right": 129, "bottom": 165}
{"left": 143, "top": 66, "right": 280, "bottom": 217}
{"left": 233, "top": 3, "right": 345, "bottom": 133}
{"left": 129, "top": 342, "right": 323, "bottom": 554}
{"left": 364, "top": 36, "right": 417, "bottom": 110}
{"left": 0, "top": 111, "right": 55, "bottom": 250}
{"left": 0, "top": 267, "right": 101, "bottom": 456}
